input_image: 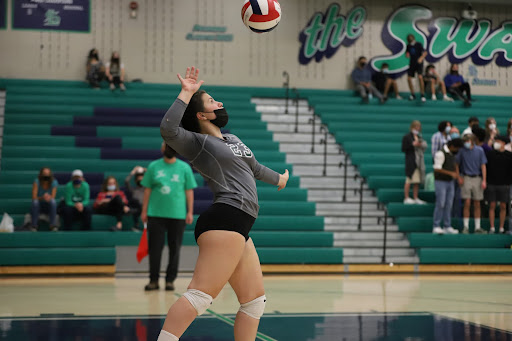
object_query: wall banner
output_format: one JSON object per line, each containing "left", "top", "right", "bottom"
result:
{"left": 12, "top": 0, "right": 90, "bottom": 32}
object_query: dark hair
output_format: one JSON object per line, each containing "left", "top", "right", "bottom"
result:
{"left": 38, "top": 167, "right": 54, "bottom": 183}
{"left": 468, "top": 116, "right": 479, "bottom": 125}
{"left": 182, "top": 90, "right": 206, "bottom": 133}
{"left": 448, "top": 138, "right": 464, "bottom": 149}
{"left": 101, "top": 176, "right": 118, "bottom": 192}
{"left": 358, "top": 56, "right": 366, "bottom": 62}
{"left": 381, "top": 63, "right": 389, "bottom": 69}
{"left": 110, "top": 52, "right": 120, "bottom": 67}
{"left": 472, "top": 126, "right": 486, "bottom": 143}
{"left": 437, "top": 120, "right": 450, "bottom": 133}
{"left": 426, "top": 64, "right": 435, "bottom": 72}
{"left": 407, "top": 34, "right": 414, "bottom": 42}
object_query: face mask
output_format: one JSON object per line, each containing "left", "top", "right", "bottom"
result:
{"left": 136, "top": 180, "right": 142, "bottom": 186}
{"left": 382, "top": 68, "right": 389, "bottom": 74}
{"left": 359, "top": 62, "right": 366, "bottom": 68}
{"left": 73, "top": 179, "right": 82, "bottom": 185}
{"left": 210, "top": 108, "right": 229, "bottom": 128}
{"left": 428, "top": 70, "right": 434, "bottom": 75}
{"left": 107, "top": 185, "right": 116, "bottom": 191}
{"left": 450, "top": 132, "right": 460, "bottom": 139}
{"left": 451, "top": 70, "right": 459, "bottom": 75}
{"left": 412, "top": 129, "right": 419, "bottom": 135}
{"left": 112, "top": 58, "right": 119, "bottom": 62}
{"left": 489, "top": 124, "right": 496, "bottom": 130}
{"left": 163, "top": 148, "right": 176, "bottom": 159}
{"left": 464, "top": 142, "right": 472, "bottom": 149}
{"left": 41, "top": 176, "right": 51, "bottom": 182}
{"left": 493, "top": 142, "right": 502, "bottom": 150}
{"left": 444, "top": 126, "right": 451, "bottom": 134}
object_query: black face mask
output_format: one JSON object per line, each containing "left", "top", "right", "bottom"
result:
{"left": 163, "top": 147, "right": 177, "bottom": 159}
{"left": 210, "top": 108, "right": 229, "bottom": 128}
{"left": 451, "top": 70, "right": 459, "bottom": 75}
{"left": 359, "top": 62, "right": 366, "bottom": 68}
{"left": 73, "top": 179, "right": 82, "bottom": 185}
{"left": 41, "top": 176, "right": 51, "bottom": 182}
{"left": 112, "top": 58, "right": 120, "bottom": 63}
{"left": 136, "top": 180, "right": 142, "bottom": 186}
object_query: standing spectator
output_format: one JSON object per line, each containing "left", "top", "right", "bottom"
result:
{"left": 484, "top": 117, "right": 499, "bottom": 148}
{"left": 125, "top": 166, "right": 146, "bottom": 230}
{"left": 94, "top": 176, "right": 130, "bottom": 231}
{"left": 86, "top": 48, "right": 104, "bottom": 89}
{"left": 61, "top": 169, "right": 92, "bottom": 231}
{"left": 402, "top": 120, "right": 428, "bottom": 204}
{"left": 444, "top": 64, "right": 472, "bottom": 107}
{"left": 105, "top": 51, "right": 126, "bottom": 91}
{"left": 431, "top": 121, "right": 452, "bottom": 160}
{"left": 351, "top": 56, "right": 385, "bottom": 104}
{"left": 484, "top": 136, "right": 512, "bottom": 234}
{"left": 424, "top": 65, "right": 454, "bottom": 102}
{"left": 506, "top": 119, "right": 512, "bottom": 152}
{"left": 141, "top": 143, "right": 197, "bottom": 291}
{"left": 456, "top": 134, "right": 487, "bottom": 234}
{"left": 31, "top": 167, "right": 58, "bottom": 231}
{"left": 405, "top": 34, "right": 427, "bottom": 102}
{"left": 372, "top": 63, "right": 402, "bottom": 100}
{"left": 432, "top": 138, "right": 464, "bottom": 234}
{"left": 462, "top": 116, "right": 479, "bottom": 137}
{"left": 473, "top": 126, "right": 492, "bottom": 153}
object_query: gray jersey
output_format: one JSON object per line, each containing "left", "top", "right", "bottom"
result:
{"left": 160, "top": 98, "right": 280, "bottom": 218}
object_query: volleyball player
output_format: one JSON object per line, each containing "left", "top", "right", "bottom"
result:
{"left": 157, "top": 67, "right": 289, "bottom": 341}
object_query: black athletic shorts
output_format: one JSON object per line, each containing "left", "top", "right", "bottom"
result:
{"left": 485, "top": 184, "right": 510, "bottom": 203}
{"left": 408, "top": 63, "right": 424, "bottom": 77}
{"left": 194, "top": 203, "right": 256, "bottom": 242}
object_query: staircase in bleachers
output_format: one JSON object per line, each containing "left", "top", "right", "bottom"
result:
{"left": 306, "top": 91, "right": 512, "bottom": 265}
{"left": 0, "top": 79, "right": 342, "bottom": 271}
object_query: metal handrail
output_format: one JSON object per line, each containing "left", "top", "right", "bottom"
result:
{"left": 282, "top": 71, "right": 289, "bottom": 114}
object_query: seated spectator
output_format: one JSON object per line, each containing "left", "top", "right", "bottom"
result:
{"left": 31, "top": 167, "right": 58, "bottom": 231}
{"left": 456, "top": 134, "right": 487, "bottom": 234}
{"left": 402, "top": 120, "right": 427, "bottom": 204}
{"left": 484, "top": 117, "right": 499, "bottom": 149}
{"left": 485, "top": 136, "right": 512, "bottom": 234}
{"left": 60, "top": 169, "right": 92, "bottom": 231}
{"left": 462, "top": 116, "right": 479, "bottom": 137}
{"left": 125, "top": 166, "right": 146, "bottom": 230}
{"left": 94, "top": 176, "right": 130, "bottom": 231}
{"left": 105, "top": 51, "right": 126, "bottom": 91}
{"left": 351, "top": 56, "right": 385, "bottom": 104}
{"left": 86, "top": 48, "right": 104, "bottom": 89}
{"left": 372, "top": 63, "right": 402, "bottom": 100}
{"left": 444, "top": 64, "right": 472, "bottom": 107}
{"left": 431, "top": 120, "right": 452, "bottom": 160}
{"left": 473, "top": 126, "right": 492, "bottom": 153}
{"left": 424, "top": 65, "right": 453, "bottom": 102}
{"left": 432, "top": 138, "right": 464, "bottom": 234}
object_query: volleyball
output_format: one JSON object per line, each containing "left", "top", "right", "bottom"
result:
{"left": 241, "top": 0, "right": 281, "bottom": 33}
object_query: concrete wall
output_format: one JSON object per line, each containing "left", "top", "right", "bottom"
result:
{"left": 1, "top": 0, "right": 511, "bottom": 95}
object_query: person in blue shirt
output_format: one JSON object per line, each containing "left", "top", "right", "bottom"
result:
{"left": 31, "top": 167, "right": 59, "bottom": 231}
{"left": 351, "top": 56, "right": 385, "bottom": 104}
{"left": 406, "top": 34, "right": 428, "bottom": 102}
{"left": 444, "top": 64, "right": 472, "bottom": 107}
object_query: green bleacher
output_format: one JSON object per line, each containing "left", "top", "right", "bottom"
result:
{"left": 0, "top": 79, "right": 343, "bottom": 269}
{"left": 305, "top": 91, "right": 512, "bottom": 265}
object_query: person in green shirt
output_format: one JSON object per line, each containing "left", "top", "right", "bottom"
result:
{"left": 60, "top": 169, "right": 92, "bottom": 230}
{"left": 141, "top": 143, "right": 197, "bottom": 291}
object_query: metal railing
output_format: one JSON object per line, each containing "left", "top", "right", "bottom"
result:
{"left": 292, "top": 88, "right": 300, "bottom": 133}
{"left": 319, "top": 124, "right": 329, "bottom": 176}
{"left": 282, "top": 71, "right": 289, "bottom": 115}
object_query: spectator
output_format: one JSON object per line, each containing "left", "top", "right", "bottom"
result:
{"left": 125, "top": 166, "right": 146, "bottom": 230}
{"left": 484, "top": 136, "right": 512, "bottom": 234}
{"left": 105, "top": 51, "right": 126, "bottom": 91}
{"left": 351, "top": 56, "right": 385, "bottom": 104}
{"left": 450, "top": 126, "right": 461, "bottom": 140}
{"left": 402, "top": 120, "right": 428, "bottom": 204}
{"left": 484, "top": 117, "right": 499, "bottom": 148}
{"left": 31, "top": 167, "right": 58, "bottom": 231}
{"left": 141, "top": 143, "right": 197, "bottom": 291}
{"left": 86, "top": 48, "right": 104, "bottom": 89}
{"left": 405, "top": 34, "right": 427, "bottom": 102}
{"left": 456, "top": 134, "right": 487, "bottom": 234}
{"left": 506, "top": 118, "right": 512, "bottom": 152}
{"left": 444, "top": 64, "right": 472, "bottom": 107}
{"left": 432, "top": 138, "right": 464, "bottom": 234}
{"left": 372, "top": 63, "right": 402, "bottom": 100}
{"left": 60, "top": 169, "right": 92, "bottom": 231}
{"left": 431, "top": 121, "right": 452, "bottom": 160}
{"left": 450, "top": 125, "right": 463, "bottom": 219}
{"left": 94, "top": 176, "right": 130, "bottom": 231}
{"left": 462, "top": 116, "right": 479, "bottom": 137}
{"left": 424, "top": 65, "right": 454, "bottom": 102}
{"left": 473, "top": 126, "right": 492, "bottom": 153}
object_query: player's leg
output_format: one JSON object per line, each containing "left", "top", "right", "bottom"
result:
{"left": 228, "top": 238, "right": 266, "bottom": 340}
{"left": 159, "top": 230, "right": 246, "bottom": 340}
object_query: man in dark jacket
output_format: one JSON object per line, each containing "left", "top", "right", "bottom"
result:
{"left": 402, "top": 120, "right": 428, "bottom": 204}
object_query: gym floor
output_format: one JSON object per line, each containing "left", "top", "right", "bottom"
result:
{"left": 1, "top": 275, "right": 511, "bottom": 340}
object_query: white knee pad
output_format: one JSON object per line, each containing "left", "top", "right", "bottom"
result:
{"left": 183, "top": 289, "right": 213, "bottom": 316}
{"left": 157, "top": 330, "right": 179, "bottom": 341}
{"left": 239, "top": 295, "right": 266, "bottom": 320}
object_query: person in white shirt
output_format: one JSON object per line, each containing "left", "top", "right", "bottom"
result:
{"left": 462, "top": 116, "right": 479, "bottom": 137}
{"left": 105, "top": 51, "right": 126, "bottom": 91}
